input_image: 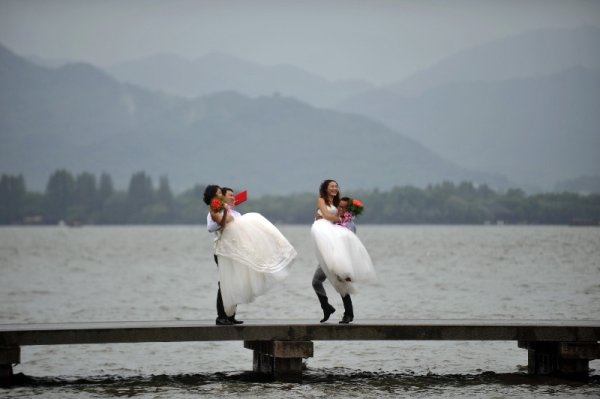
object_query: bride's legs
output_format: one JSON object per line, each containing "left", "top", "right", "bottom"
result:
{"left": 312, "top": 266, "right": 336, "bottom": 322}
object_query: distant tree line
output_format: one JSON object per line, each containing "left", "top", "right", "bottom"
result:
{"left": 1, "top": 170, "right": 599, "bottom": 225}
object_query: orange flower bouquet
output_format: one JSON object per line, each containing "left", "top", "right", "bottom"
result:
{"left": 347, "top": 198, "right": 364, "bottom": 217}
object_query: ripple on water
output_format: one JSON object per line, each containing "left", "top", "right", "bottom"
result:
{"left": 5, "top": 370, "right": 600, "bottom": 399}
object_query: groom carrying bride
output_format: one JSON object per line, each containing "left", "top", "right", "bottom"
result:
{"left": 204, "top": 184, "right": 297, "bottom": 325}
{"left": 205, "top": 185, "right": 242, "bottom": 325}
{"left": 312, "top": 196, "right": 357, "bottom": 323}
{"left": 310, "top": 179, "right": 375, "bottom": 325}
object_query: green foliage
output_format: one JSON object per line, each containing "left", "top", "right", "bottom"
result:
{"left": 98, "top": 173, "right": 114, "bottom": 203}
{"left": 44, "top": 169, "right": 76, "bottom": 223}
{"left": 0, "top": 174, "right": 26, "bottom": 223}
{"left": 156, "top": 176, "right": 174, "bottom": 207}
{"left": 98, "top": 193, "right": 128, "bottom": 224}
{"left": 1, "top": 171, "right": 599, "bottom": 225}
{"left": 127, "top": 171, "right": 154, "bottom": 210}
{"left": 74, "top": 172, "right": 98, "bottom": 214}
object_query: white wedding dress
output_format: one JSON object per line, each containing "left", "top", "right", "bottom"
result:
{"left": 215, "top": 212, "right": 296, "bottom": 316}
{"left": 311, "top": 204, "right": 376, "bottom": 296}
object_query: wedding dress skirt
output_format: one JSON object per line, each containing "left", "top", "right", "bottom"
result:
{"left": 215, "top": 212, "right": 296, "bottom": 316}
{"left": 311, "top": 219, "right": 376, "bottom": 296}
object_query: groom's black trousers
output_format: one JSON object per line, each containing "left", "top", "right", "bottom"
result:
{"left": 214, "top": 255, "right": 228, "bottom": 319}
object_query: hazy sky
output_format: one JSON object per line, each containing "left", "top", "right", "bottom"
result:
{"left": 1, "top": 0, "right": 599, "bottom": 84}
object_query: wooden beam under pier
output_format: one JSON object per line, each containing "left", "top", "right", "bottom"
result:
{"left": 1, "top": 320, "right": 598, "bottom": 384}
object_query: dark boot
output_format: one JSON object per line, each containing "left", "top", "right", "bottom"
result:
{"left": 216, "top": 317, "right": 233, "bottom": 325}
{"left": 317, "top": 294, "right": 336, "bottom": 323}
{"left": 228, "top": 315, "right": 243, "bottom": 324}
{"left": 215, "top": 284, "right": 233, "bottom": 325}
{"left": 339, "top": 294, "right": 354, "bottom": 324}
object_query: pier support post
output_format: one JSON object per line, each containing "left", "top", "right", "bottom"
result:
{"left": 0, "top": 345, "right": 20, "bottom": 386}
{"left": 244, "top": 340, "right": 313, "bottom": 382}
{"left": 518, "top": 341, "right": 599, "bottom": 380}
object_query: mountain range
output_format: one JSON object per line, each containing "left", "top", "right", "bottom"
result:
{"left": 103, "top": 26, "right": 600, "bottom": 191}
{"left": 107, "top": 52, "right": 373, "bottom": 108}
{"left": 3, "top": 25, "right": 599, "bottom": 193}
{"left": 337, "top": 26, "right": 600, "bottom": 190}
{"left": 103, "top": 26, "right": 600, "bottom": 107}
{"left": 0, "top": 44, "right": 502, "bottom": 194}
{"left": 338, "top": 66, "right": 600, "bottom": 189}
{"left": 371, "top": 26, "right": 600, "bottom": 97}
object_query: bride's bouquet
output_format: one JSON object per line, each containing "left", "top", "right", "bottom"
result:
{"left": 347, "top": 198, "right": 364, "bottom": 217}
{"left": 340, "top": 198, "right": 364, "bottom": 229}
{"left": 210, "top": 196, "right": 226, "bottom": 213}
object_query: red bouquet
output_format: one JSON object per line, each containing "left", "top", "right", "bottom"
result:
{"left": 210, "top": 196, "right": 225, "bottom": 212}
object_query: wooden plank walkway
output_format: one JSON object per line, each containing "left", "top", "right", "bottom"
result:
{"left": 1, "top": 320, "right": 599, "bottom": 383}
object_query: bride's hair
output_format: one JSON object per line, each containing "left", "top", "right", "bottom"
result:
{"left": 203, "top": 185, "right": 221, "bottom": 205}
{"left": 319, "top": 179, "right": 340, "bottom": 207}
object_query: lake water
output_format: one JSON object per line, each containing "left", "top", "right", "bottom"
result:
{"left": 1, "top": 225, "right": 599, "bottom": 398}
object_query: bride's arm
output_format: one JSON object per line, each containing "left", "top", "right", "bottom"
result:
{"left": 210, "top": 209, "right": 234, "bottom": 227}
{"left": 316, "top": 198, "right": 341, "bottom": 223}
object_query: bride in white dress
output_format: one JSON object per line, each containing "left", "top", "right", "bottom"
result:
{"left": 210, "top": 193, "right": 296, "bottom": 317}
{"left": 311, "top": 179, "right": 376, "bottom": 323}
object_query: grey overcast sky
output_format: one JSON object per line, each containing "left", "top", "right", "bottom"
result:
{"left": 0, "top": 0, "right": 599, "bottom": 84}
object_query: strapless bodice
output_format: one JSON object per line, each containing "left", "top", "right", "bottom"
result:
{"left": 317, "top": 204, "right": 337, "bottom": 218}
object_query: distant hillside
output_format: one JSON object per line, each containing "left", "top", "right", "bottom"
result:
{"left": 25, "top": 54, "right": 72, "bottom": 69}
{"left": 107, "top": 52, "right": 373, "bottom": 108}
{"left": 350, "top": 26, "right": 600, "bottom": 99}
{"left": 337, "top": 26, "right": 600, "bottom": 190}
{"left": 339, "top": 67, "right": 600, "bottom": 190}
{"left": 0, "top": 44, "right": 508, "bottom": 194}
{"left": 555, "top": 175, "right": 600, "bottom": 194}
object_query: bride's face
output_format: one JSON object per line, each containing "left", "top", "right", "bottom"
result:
{"left": 327, "top": 181, "right": 339, "bottom": 198}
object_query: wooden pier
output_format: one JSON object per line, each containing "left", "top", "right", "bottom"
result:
{"left": 1, "top": 319, "right": 599, "bottom": 384}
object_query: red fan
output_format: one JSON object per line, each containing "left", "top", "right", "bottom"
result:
{"left": 235, "top": 190, "right": 248, "bottom": 205}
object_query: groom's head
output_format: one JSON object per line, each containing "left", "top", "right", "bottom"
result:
{"left": 338, "top": 197, "right": 351, "bottom": 215}
{"left": 222, "top": 187, "right": 235, "bottom": 206}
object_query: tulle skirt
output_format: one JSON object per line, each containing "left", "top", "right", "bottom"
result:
{"left": 311, "top": 219, "right": 376, "bottom": 296}
{"left": 215, "top": 212, "right": 296, "bottom": 316}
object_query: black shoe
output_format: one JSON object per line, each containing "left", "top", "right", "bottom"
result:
{"left": 228, "top": 317, "right": 243, "bottom": 324}
{"left": 320, "top": 304, "right": 336, "bottom": 323}
{"left": 339, "top": 315, "right": 353, "bottom": 324}
{"left": 216, "top": 317, "right": 234, "bottom": 325}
